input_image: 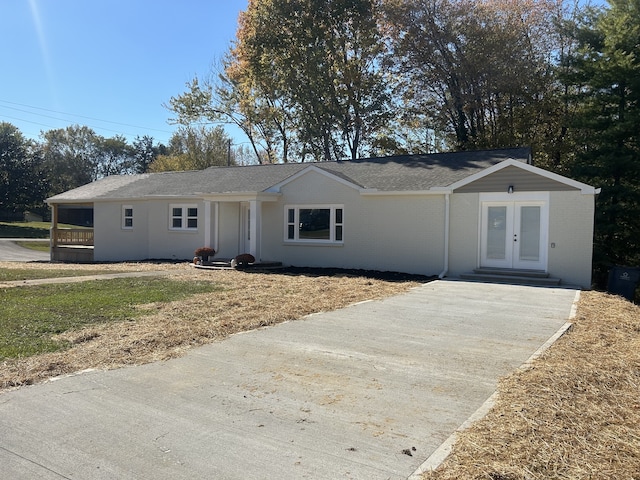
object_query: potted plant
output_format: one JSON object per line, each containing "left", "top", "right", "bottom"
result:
{"left": 231, "top": 253, "right": 255, "bottom": 269}
{"left": 194, "top": 246, "right": 216, "bottom": 265}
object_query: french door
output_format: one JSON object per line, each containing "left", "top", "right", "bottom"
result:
{"left": 480, "top": 198, "right": 548, "bottom": 270}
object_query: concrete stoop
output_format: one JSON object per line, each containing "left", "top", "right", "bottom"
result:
{"left": 460, "top": 267, "right": 562, "bottom": 286}
{"left": 193, "top": 259, "right": 283, "bottom": 271}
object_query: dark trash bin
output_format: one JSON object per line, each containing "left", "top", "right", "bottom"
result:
{"left": 607, "top": 266, "right": 640, "bottom": 302}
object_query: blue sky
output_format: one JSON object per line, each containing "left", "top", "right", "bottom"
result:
{"left": 1, "top": 0, "right": 248, "bottom": 146}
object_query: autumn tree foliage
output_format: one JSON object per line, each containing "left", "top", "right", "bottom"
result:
{"left": 149, "top": 125, "right": 235, "bottom": 172}
{"left": 169, "top": 0, "right": 391, "bottom": 163}
{"left": 382, "top": 0, "right": 562, "bottom": 151}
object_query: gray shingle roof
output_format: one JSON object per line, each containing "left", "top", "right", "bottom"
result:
{"left": 47, "top": 147, "right": 531, "bottom": 202}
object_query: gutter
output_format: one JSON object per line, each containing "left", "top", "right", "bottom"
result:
{"left": 439, "top": 192, "right": 450, "bottom": 279}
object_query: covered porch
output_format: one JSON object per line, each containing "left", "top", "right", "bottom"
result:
{"left": 50, "top": 203, "right": 94, "bottom": 263}
{"left": 203, "top": 193, "right": 281, "bottom": 264}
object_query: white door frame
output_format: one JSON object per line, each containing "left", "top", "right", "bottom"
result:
{"left": 479, "top": 192, "right": 549, "bottom": 271}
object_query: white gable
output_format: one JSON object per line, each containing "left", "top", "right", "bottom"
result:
{"left": 448, "top": 159, "right": 600, "bottom": 194}
{"left": 265, "top": 165, "right": 363, "bottom": 193}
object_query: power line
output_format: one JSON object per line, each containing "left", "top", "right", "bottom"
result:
{"left": 0, "top": 111, "right": 153, "bottom": 139}
{"left": 0, "top": 99, "right": 173, "bottom": 135}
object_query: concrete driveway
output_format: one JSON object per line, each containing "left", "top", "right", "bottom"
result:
{"left": 0, "top": 239, "right": 49, "bottom": 262}
{"left": 0, "top": 280, "right": 578, "bottom": 479}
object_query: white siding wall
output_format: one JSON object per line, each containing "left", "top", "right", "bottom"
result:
{"left": 448, "top": 193, "right": 480, "bottom": 277}
{"left": 548, "top": 191, "right": 594, "bottom": 288}
{"left": 447, "top": 191, "right": 595, "bottom": 288}
{"left": 94, "top": 201, "right": 149, "bottom": 261}
{"left": 261, "top": 171, "right": 446, "bottom": 275}
{"left": 94, "top": 200, "right": 207, "bottom": 261}
{"left": 91, "top": 174, "right": 594, "bottom": 288}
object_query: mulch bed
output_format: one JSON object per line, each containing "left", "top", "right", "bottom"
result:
{"left": 423, "top": 290, "right": 640, "bottom": 479}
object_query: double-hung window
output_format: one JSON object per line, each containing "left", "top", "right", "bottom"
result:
{"left": 285, "top": 205, "right": 343, "bottom": 243}
{"left": 122, "top": 205, "right": 133, "bottom": 229}
{"left": 170, "top": 204, "right": 198, "bottom": 230}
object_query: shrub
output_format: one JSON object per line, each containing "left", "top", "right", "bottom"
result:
{"left": 233, "top": 253, "right": 255, "bottom": 268}
{"left": 194, "top": 247, "right": 216, "bottom": 258}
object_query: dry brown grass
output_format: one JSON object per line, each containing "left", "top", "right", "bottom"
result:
{"left": 0, "top": 261, "right": 188, "bottom": 273}
{"left": 423, "top": 290, "right": 640, "bottom": 480}
{"left": 0, "top": 263, "right": 419, "bottom": 391}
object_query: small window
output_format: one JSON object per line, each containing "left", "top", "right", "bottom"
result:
{"left": 287, "top": 208, "right": 296, "bottom": 240}
{"left": 284, "top": 205, "right": 344, "bottom": 244}
{"left": 335, "top": 208, "right": 343, "bottom": 241}
{"left": 170, "top": 204, "right": 198, "bottom": 231}
{"left": 122, "top": 205, "right": 133, "bottom": 229}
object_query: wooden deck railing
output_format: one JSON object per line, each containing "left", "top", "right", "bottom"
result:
{"left": 51, "top": 228, "right": 94, "bottom": 246}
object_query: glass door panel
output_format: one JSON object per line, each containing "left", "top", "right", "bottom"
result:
{"left": 518, "top": 206, "right": 541, "bottom": 262}
{"left": 487, "top": 206, "right": 508, "bottom": 260}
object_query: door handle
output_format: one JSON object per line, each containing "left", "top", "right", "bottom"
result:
{"left": 514, "top": 234, "right": 518, "bottom": 242}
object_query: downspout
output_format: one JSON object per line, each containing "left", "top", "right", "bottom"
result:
{"left": 439, "top": 192, "right": 450, "bottom": 279}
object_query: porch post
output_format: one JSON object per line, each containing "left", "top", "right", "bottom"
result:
{"left": 248, "top": 200, "right": 260, "bottom": 261}
{"left": 213, "top": 202, "right": 220, "bottom": 253}
{"left": 203, "top": 200, "right": 211, "bottom": 248}
{"left": 50, "top": 204, "right": 58, "bottom": 247}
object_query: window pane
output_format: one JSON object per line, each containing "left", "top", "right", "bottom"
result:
{"left": 187, "top": 208, "right": 198, "bottom": 217}
{"left": 336, "top": 208, "right": 343, "bottom": 224}
{"left": 335, "top": 225, "right": 343, "bottom": 242}
{"left": 124, "top": 208, "right": 133, "bottom": 217}
{"left": 288, "top": 208, "right": 295, "bottom": 224}
{"left": 299, "top": 209, "right": 330, "bottom": 240}
{"left": 288, "top": 224, "right": 295, "bottom": 239}
{"left": 172, "top": 207, "right": 182, "bottom": 217}
{"left": 187, "top": 218, "right": 198, "bottom": 228}
{"left": 519, "top": 206, "right": 541, "bottom": 261}
{"left": 487, "top": 206, "right": 507, "bottom": 259}
{"left": 172, "top": 218, "right": 182, "bottom": 228}
{"left": 124, "top": 218, "right": 133, "bottom": 228}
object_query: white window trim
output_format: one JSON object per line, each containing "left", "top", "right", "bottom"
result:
{"left": 284, "top": 204, "right": 344, "bottom": 244}
{"left": 169, "top": 203, "right": 199, "bottom": 231}
{"left": 122, "top": 205, "right": 133, "bottom": 230}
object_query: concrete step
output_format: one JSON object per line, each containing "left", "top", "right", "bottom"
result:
{"left": 460, "top": 272, "right": 562, "bottom": 286}
{"left": 194, "top": 260, "right": 283, "bottom": 271}
{"left": 472, "top": 267, "right": 550, "bottom": 278}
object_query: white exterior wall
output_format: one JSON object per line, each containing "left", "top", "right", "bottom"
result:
{"left": 547, "top": 191, "right": 594, "bottom": 288}
{"left": 261, "top": 170, "right": 446, "bottom": 276}
{"left": 94, "top": 201, "right": 149, "bottom": 261}
{"left": 89, "top": 172, "right": 594, "bottom": 288}
{"left": 448, "top": 193, "right": 481, "bottom": 277}
{"left": 147, "top": 201, "right": 205, "bottom": 260}
{"left": 94, "top": 199, "right": 208, "bottom": 261}
{"left": 447, "top": 190, "right": 595, "bottom": 288}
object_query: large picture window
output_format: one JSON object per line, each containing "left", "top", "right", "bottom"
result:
{"left": 170, "top": 204, "right": 198, "bottom": 230}
{"left": 285, "top": 205, "right": 343, "bottom": 243}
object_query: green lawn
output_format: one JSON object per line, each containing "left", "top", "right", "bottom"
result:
{"left": 0, "top": 268, "right": 128, "bottom": 282}
{"left": 0, "top": 221, "right": 90, "bottom": 239}
{"left": 0, "top": 277, "right": 219, "bottom": 360}
{"left": 15, "top": 241, "right": 50, "bottom": 253}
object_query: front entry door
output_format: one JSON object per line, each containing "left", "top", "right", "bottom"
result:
{"left": 481, "top": 200, "right": 547, "bottom": 270}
